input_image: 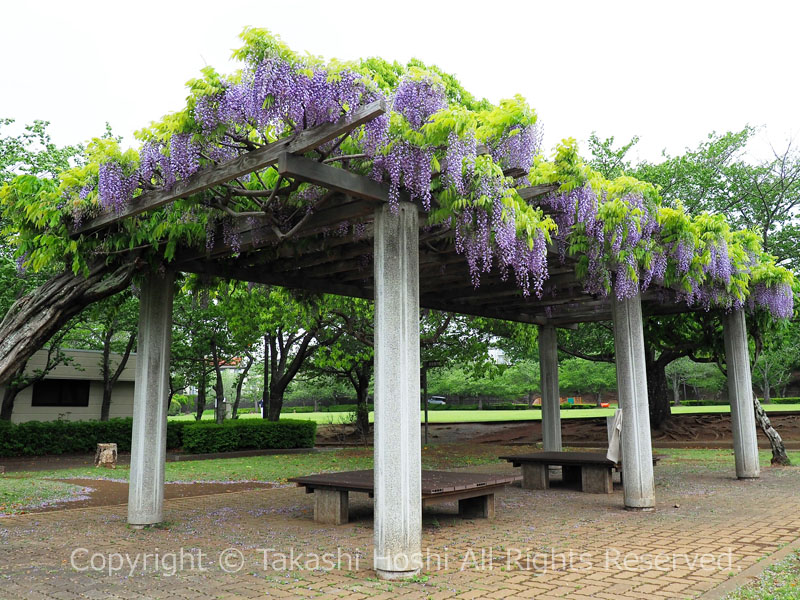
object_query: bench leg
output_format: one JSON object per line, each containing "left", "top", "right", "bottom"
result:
{"left": 521, "top": 463, "right": 549, "bottom": 490}
{"left": 581, "top": 466, "right": 613, "bottom": 494}
{"left": 314, "top": 490, "right": 349, "bottom": 524}
{"left": 562, "top": 465, "right": 581, "bottom": 487}
{"left": 458, "top": 494, "right": 494, "bottom": 519}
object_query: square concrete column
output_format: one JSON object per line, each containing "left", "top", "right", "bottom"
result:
{"left": 722, "top": 310, "right": 760, "bottom": 479}
{"left": 611, "top": 294, "right": 655, "bottom": 510}
{"left": 128, "top": 272, "right": 174, "bottom": 526}
{"left": 373, "top": 202, "right": 422, "bottom": 579}
{"left": 538, "top": 324, "right": 562, "bottom": 451}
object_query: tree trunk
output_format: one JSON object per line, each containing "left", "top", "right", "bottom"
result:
{"left": 195, "top": 370, "right": 207, "bottom": 421}
{"left": 671, "top": 372, "right": 681, "bottom": 406}
{"left": 100, "top": 329, "right": 135, "bottom": 422}
{"left": 753, "top": 395, "right": 790, "bottom": 465}
{"left": 0, "top": 260, "right": 136, "bottom": 385}
{"left": 0, "top": 385, "right": 21, "bottom": 421}
{"left": 231, "top": 354, "right": 253, "bottom": 419}
{"left": 261, "top": 335, "right": 269, "bottom": 419}
{"left": 762, "top": 376, "right": 771, "bottom": 404}
{"left": 354, "top": 368, "right": 371, "bottom": 439}
{"left": 100, "top": 384, "right": 113, "bottom": 422}
{"left": 596, "top": 392, "right": 602, "bottom": 407}
{"left": 268, "top": 388, "right": 284, "bottom": 422}
{"left": 644, "top": 348, "right": 672, "bottom": 429}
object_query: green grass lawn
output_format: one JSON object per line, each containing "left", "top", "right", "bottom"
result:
{"left": 0, "top": 443, "right": 503, "bottom": 515}
{"left": 170, "top": 403, "right": 800, "bottom": 425}
{"left": 723, "top": 550, "right": 800, "bottom": 599}
{"left": 2, "top": 446, "right": 798, "bottom": 517}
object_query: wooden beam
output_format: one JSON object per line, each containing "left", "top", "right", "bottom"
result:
{"left": 73, "top": 100, "right": 387, "bottom": 236}
{"left": 518, "top": 184, "right": 559, "bottom": 201}
{"left": 278, "top": 152, "right": 412, "bottom": 206}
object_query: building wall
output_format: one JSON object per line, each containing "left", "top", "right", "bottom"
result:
{"left": 8, "top": 381, "right": 136, "bottom": 423}
{"left": 3, "top": 349, "right": 137, "bottom": 424}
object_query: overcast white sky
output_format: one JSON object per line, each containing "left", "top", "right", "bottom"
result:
{"left": 2, "top": 1, "right": 798, "bottom": 164}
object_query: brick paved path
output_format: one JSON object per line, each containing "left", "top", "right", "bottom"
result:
{"left": 1, "top": 456, "right": 798, "bottom": 599}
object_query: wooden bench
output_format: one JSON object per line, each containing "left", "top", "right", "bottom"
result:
{"left": 289, "top": 470, "right": 517, "bottom": 525}
{"left": 500, "top": 452, "right": 662, "bottom": 494}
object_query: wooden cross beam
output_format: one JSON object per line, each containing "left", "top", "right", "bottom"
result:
{"left": 72, "top": 100, "right": 387, "bottom": 237}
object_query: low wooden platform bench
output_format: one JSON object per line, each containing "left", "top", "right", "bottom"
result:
{"left": 499, "top": 452, "right": 662, "bottom": 494}
{"left": 288, "top": 470, "right": 517, "bottom": 525}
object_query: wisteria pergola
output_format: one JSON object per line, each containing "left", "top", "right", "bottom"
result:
{"left": 77, "top": 103, "right": 761, "bottom": 580}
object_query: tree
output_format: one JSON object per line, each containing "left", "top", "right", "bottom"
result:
{"left": 0, "top": 119, "right": 82, "bottom": 185}
{"left": 559, "top": 358, "right": 616, "bottom": 405}
{"left": 309, "top": 296, "right": 374, "bottom": 435}
{"left": 583, "top": 130, "right": 799, "bottom": 427}
{"left": 752, "top": 321, "right": 798, "bottom": 403}
{"left": 68, "top": 292, "right": 138, "bottom": 420}
{"left": 225, "top": 285, "right": 344, "bottom": 421}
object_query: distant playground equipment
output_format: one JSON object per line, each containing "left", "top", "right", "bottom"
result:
{"left": 531, "top": 395, "right": 591, "bottom": 406}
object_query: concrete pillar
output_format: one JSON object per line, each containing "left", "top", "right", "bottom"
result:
{"left": 722, "top": 310, "right": 760, "bottom": 479}
{"left": 611, "top": 294, "right": 655, "bottom": 510}
{"left": 373, "top": 202, "right": 422, "bottom": 579}
{"left": 128, "top": 272, "right": 174, "bottom": 526}
{"left": 538, "top": 324, "right": 562, "bottom": 451}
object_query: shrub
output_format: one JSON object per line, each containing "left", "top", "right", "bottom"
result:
{"left": 770, "top": 397, "right": 800, "bottom": 405}
{"left": 181, "top": 419, "right": 316, "bottom": 454}
{"left": 324, "top": 403, "right": 374, "bottom": 413}
{"left": 680, "top": 399, "right": 727, "bottom": 406}
{"left": 0, "top": 418, "right": 186, "bottom": 457}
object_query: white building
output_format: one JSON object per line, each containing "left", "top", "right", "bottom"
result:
{"left": 3, "top": 349, "right": 137, "bottom": 423}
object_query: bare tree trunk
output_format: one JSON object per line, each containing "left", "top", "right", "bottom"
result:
{"left": 753, "top": 395, "right": 790, "bottom": 465}
{"left": 0, "top": 260, "right": 136, "bottom": 385}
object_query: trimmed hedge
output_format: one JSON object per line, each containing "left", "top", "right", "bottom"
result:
{"left": 181, "top": 419, "right": 316, "bottom": 454}
{"left": 679, "top": 399, "right": 725, "bottom": 406}
{"left": 770, "top": 397, "right": 800, "bottom": 405}
{"left": 0, "top": 417, "right": 314, "bottom": 457}
{"left": 0, "top": 418, "right": 187, "bottom": 458}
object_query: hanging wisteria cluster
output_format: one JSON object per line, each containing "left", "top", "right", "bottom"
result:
{"left": 539, "top": 183, "right": 794, "bottom": 319}
{"left": 92, "top": 53, "right": 375, "bottom": 214}
{"left": 488, "top": 123, "right": 542, "bottom": 179}
{"left": 52, "top": 28, "right": 792, "bottom": 320}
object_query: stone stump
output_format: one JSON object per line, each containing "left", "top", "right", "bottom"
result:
{"left": 95, "top": 443, "right": 118, "bottom": 469}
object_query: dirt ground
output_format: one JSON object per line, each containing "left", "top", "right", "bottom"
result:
{"left": 23, "top": 479, "right": 277, "bottom": 513}
{"left": 317, "top": 412, "right": 800, "bottom": 447}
